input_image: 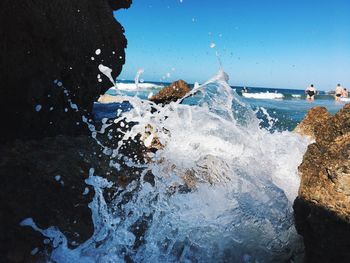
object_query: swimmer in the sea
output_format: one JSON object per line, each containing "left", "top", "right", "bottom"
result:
{"left": 342, "top": 87, "right": 348, "bottom": 98}
{"left": 335, "top": 84, "right": 343, "bottom": 101}
{"left": 305, "top": 84, "right": 316, "bottom": 101}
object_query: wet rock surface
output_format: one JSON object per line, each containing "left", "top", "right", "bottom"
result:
{"left": 0, "top": 136, "right": 95, "bottom": 262}
{"left": 0, "top": 131, "right": 148, "bottom": 262}
{"left": 149, "top": 79, "right": 190, "bottom": 104}
{"left": 0, "top": 0, "right": 133, "bottom": 262}
{"left": 294, "top": 103, "right": 350, "bottom": 263}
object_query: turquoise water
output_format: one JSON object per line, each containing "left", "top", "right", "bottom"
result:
{"left": 95, "top": 83, "right": 347, "bottom": 131}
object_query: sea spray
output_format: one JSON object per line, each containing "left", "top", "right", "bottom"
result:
{"left": 134, "top": 68, "right": 145, "bottom": 90}
{"left": 98, "top": 64, "right": 116, "bottom": 89}
{"left": 22, "top": 70, "right": 310, "bottom": 262}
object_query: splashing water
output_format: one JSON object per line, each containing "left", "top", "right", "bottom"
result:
{"left": 23, "top": 70, "right": 310, "bottom": 262}
{"left": 98, "top": 64, "right": 116, "bottom": 88}
{"left": 134, "top": 68, "right": 145, "bottom": 90}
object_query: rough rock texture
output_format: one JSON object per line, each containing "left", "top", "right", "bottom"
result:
{"left": 0, "top": 133, "right": 146, "bottom": 262}
{"left": 0, "top": 136, "right": 96, "bottom": 262}
{"left": 0, "top": 0, "right": 131, "bottom": 142}
{"left": 149, "top": 79, "right": 190, "bottom": 104}
{"left": 293, "top": 103, "right": 350, "bottom": 263}
{"left": 0, "top": 0, "right": 133, "bottom": 262}
{"left": 294, "top": 106, "right": 333, "bottom": 141}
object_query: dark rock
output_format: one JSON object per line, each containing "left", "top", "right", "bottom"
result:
{"left": 108, "top": 0, "right": 132, "bottom": 10}
{"left": 293, "top": 197, "right": 350, "bottom": 263}
{"left": 0, "top": 0, "right": 130, "bottom": 142}
{"left": 0, "top": 133, "right": 149, "bottom": 262}
{"left": 0, "top": 0, "right": 134, "bottom": 261}
{"left": 149, "top": 80, "right": 190, "bottom": 104}
{"left": 0, "top": 136, "right": 96, "bottom": 262}
{"left": 294, "top": 103, "right": 350, "bottom": 262}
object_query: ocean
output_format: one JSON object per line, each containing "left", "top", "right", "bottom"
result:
{"left": 24, "top": 70, "right": 348, "bottom": 262}
{"left": 94, "top": 78, "right": 347, "bottom": 132}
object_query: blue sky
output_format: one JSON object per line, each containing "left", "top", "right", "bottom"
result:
{"left": 115, "top": 0, "right": 350, "bottom": 90}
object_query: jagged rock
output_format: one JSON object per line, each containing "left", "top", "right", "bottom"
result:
{"left": 0, "top": 0, "right": 131, "bottom": 142}
{"left": 294, "top": 106, "right": 333, "bottom": 141}
{"left": 149, "top": 80, "right": 190, "bottom": 104}
{"left": 295, "top": 104, "right": 350, "bottom": 146}
{"left": 293, "top": 103, "right": 350, "bottom": 263}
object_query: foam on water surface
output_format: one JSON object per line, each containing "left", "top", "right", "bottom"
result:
{"left": 24, "top": 70, "right": 310, "bottom": 262}
{"left": 340, "top": 97, "right": 350, "bottom": 102}
{"left": 111, "top": 82, "right": 163, "bottom": 91}
{"left": 242, "top": 91, "right": 284, "bottom": 99}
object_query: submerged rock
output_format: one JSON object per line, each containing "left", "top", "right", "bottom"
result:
{"left": 149, "top": 80, "right": 190, "bottom": 104}
{"left": 0, "top": 0, "right": 131, "bottom": 142}
{"left": 294, "top": 103, "right": 350, "bottom": 263}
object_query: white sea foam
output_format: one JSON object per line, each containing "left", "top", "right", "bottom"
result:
{"left": 292, "top": 94, "right": 301, "bottom": 98}
{"left": 242, "top": 91, "right": 284, "bottom": 99}
{"left": 110, "top": 82, "right": 163, "bottom": 91}
{"left": 24, "top": 70, "right": 309, "bottom": 262}
{"left": 147, "top": 92, "right": 153, "bottom": 99}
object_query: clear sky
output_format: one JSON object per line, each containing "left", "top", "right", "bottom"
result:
{"left": 114, "top": 0, "right": 350, "bottom": 90}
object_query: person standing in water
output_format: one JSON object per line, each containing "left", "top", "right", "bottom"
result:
{"left": 305, "top": 84, "right": 317, "bottom": 101}
{"left": 335, "top": 84, "right": 343, "bottom": 101}
{"left": 342, "top": 87, "right": 348, "bottom": 98}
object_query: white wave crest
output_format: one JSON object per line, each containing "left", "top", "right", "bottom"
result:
{"left": 242, "top": 91, "right": 284, "bottom": 99}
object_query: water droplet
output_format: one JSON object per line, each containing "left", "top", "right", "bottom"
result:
{"left": 35, "top": 105, "right": 42, "bottom": 112}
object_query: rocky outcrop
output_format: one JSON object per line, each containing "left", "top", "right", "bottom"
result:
{"left": 0, "top": 1, "right": 133, "bottom": 262}
{"left": 294, "top": 106, "right": 333, "bottom": 141}
{"left": 0, "top": 136, "right": 96, "bottom": 262}
{"left": 149, "top": 80, "right": 190, "bottom": 104}
{"left": 0, "top": 0, "right": 131, "bottom": 142}
{"left": 0, "top": 132, "right": 148, "bottom": 262}
{"left": 293, "top": 103, "right": 350, "bottom": 263}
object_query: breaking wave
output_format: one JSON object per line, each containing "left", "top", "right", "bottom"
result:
{"left": 22, "top": 70, "right": 310, "bottom": 262}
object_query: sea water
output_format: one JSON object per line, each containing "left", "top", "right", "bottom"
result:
{"left": 22, "top": 70, "right": 346, "bottom": 262}
{"left": 97, "top": 80, "right": 346, "bottom": 132}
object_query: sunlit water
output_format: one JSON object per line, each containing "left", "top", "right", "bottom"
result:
{"left": 21, "top": 70, "right": 334, "bottom": 262}
{"left": 97, "top": 80, "right": 346, "bottom": 132}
